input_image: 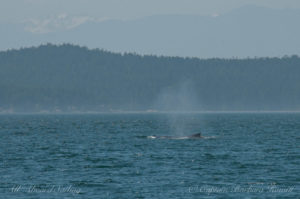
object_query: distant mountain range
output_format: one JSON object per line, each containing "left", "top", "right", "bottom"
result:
{"left": 1, "top": 44, "right": 300, "bottom": 113}
{"left": 1, "top": 5, "right": 300, "bottom": 58}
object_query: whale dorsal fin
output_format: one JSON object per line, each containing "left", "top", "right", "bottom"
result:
{"left": 191, "top": 133, "right": 201, "bottom": 137}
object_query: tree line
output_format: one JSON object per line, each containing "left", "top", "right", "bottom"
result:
{"left": 0, "top": 44, "right": 299, "bottom": 112}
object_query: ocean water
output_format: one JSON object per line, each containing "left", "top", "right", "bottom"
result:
{"left": 0, "top": 113, "right": 299, "bottom": 199}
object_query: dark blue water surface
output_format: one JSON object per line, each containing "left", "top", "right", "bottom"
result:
{"left": 0, "top": 113, "right": 299, "bottom": 198}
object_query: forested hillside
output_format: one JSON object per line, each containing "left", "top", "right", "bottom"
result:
{"left": 1, "top": 44, "right": 300, "bottom": 112}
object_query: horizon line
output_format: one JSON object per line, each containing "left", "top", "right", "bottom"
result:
{"left": 1, "top": 110, "right": 300, "bottom": 115}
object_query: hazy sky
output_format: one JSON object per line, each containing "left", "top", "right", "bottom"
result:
{"left": 1, "top": 0, "right": 300, "bottom": 23}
